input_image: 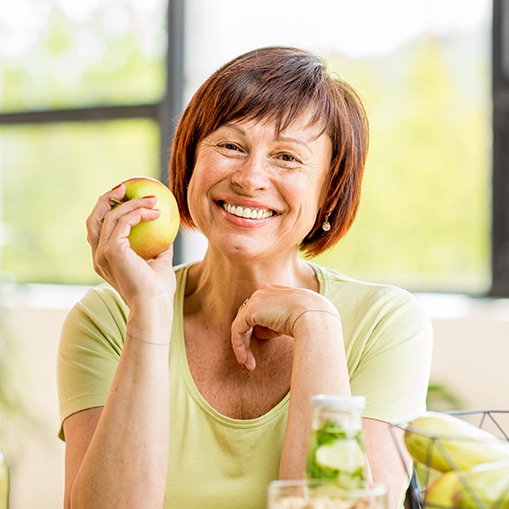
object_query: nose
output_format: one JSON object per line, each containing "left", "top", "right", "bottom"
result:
{"left": 230, "top": 153, "right": 270, "bottom": 193}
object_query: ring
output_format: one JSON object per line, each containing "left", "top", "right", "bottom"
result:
{"left": 242, "top": 298, "right": 249, "bottom": 307}
{"left": 109, "top": 197, "right": 123, "bottom": 206}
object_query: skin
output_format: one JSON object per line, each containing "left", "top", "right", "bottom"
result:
{"left": 63, "top": 112, "right": 409, "bottom": 509}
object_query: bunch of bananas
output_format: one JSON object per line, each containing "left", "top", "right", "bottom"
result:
{"left": 404, "top": 412, "right": 509, "bottom": 508}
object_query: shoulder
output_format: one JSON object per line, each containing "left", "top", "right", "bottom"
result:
{"left": 69, "top": 284, "right": 127, "bottom": 323}
{"left": 307, "top": 261, "right": 432, "bottom": 336}
{"left": 59, "top": 284, "right": 129, "bottom": 358}
{"left": 309, "top": 261, "right": 421, "bottom": 307}
{"left": 307, "top": 263, "right": 433, "bottom": 421}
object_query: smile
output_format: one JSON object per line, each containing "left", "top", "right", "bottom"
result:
{"left": 221, "top": 201, "right": 275, "bottom": 220}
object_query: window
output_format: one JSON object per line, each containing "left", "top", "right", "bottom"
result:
{"left": 1, "top": 0, "right": 504, "bottom": 297}
{"left": 0, "top": 0, "right": 174, "bottom": 285}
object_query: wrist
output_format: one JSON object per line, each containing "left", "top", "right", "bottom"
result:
{"left": 292, "top": 308, "right": 342, "bottom": 337}
{"left": 125, "top": 331, "right": 171, "bottom": 346}
{"left": 128, "top": 293, "right": 174, "bottom": 316}
{"left": 127, "top": 295, "right": 174, "bottom": 337}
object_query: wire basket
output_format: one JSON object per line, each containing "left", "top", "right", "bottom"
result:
{"left": 390, "top": 410, "right": 509, "bottom": 509}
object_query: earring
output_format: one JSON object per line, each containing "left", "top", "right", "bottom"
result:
{"left": 322, "top": 213, "right": 331, "bottom": 232}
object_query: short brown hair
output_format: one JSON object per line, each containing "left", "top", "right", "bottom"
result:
{"left": 169, "top": 46, "right": 369, "bottom": 257}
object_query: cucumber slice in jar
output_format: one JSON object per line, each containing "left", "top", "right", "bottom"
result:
{"left": 315, "top": 438, "right": 365, "bottom": 472}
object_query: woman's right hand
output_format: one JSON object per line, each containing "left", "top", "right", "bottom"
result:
{"left": 85, "top": 183, "right": 176, "bottom": 308}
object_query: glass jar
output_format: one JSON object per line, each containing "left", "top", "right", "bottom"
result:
{"left": 0, "top": 444, "right": 8, "bottom": 509}
{"left": 306, "top": 394, "right": 368, "bottom": 490}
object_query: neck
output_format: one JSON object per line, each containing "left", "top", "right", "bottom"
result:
{"left": 183, "top": 247, "right": 317, "bottom": 325}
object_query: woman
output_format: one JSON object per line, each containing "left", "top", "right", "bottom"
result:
{"left": 58, "top": 46, "right": 433, "bottom": 509}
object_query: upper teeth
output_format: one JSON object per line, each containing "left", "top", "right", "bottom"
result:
{"left": 222, "top": 202, "right": 274, "bottom": 219}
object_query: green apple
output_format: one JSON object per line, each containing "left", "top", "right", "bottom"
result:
{"left": 116, "top": 176, "right": 180, "bottom": 260}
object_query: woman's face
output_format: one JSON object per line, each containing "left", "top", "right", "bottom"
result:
{"left": 187, "top": 111, "right": 332, "bottom": 262}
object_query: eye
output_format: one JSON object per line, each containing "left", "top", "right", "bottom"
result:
{"left": 276, "top": 152, "right": 302, "bottom": 166}
{"left": 221, "top": 142, "right": 241, "bottom": 151}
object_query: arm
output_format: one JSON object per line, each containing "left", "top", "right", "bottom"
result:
{"left": 363, "top": 419, "right": 412, "bottom": 509}
{"left": 279, "top": 308, "right": 351, "bottom": 479}
{"left": 63, "top": 184, "right": 175, "bottom": 509}
{"left": 230, "top": 285, "right": 351, "bottom": 479}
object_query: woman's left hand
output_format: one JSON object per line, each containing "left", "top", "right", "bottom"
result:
{"left": 230, "top": 284, "right": 341, "bottom": 371}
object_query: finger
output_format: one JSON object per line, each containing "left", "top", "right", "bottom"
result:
{"left": 232, "top": 329, "right": 256, "bottom": 371}
{"left": 149, "top": 242, "right": 174, "bottom": 262}
{"left": 91, "top": 204, "right": 161, "bottom": 286}
{"left": 98, "top": 196, "right": 159, "bottom": 248}
{"left": 146, "top": 244, "right": 175, "bottom": 276}
{"left": 86, "top": 183, "right": 126, "bottom": 250}
{"left": 252, "top": 325, "right": 279, "bottom": 340}
{"left": 97, "top": 205, "right": 161, "bottom": 262}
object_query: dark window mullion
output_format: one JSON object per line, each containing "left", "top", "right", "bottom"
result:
{"left": 492, "top": 0, "right": 509, "bottom": 296}
{"left": 0, "top": 104, "right": 160, "bottom": 125}
{"left": 161, "top": 0, "right": 185, "bottom": 264}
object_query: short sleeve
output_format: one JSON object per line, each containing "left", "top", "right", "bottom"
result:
{"left": 348, "top": 288, "right": 433, "bottom": 424}
{"left": 57, "top": 285, "right": 128, "bottom": 440}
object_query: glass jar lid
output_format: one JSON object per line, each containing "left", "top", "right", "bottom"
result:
{"left": 311, "top": 394, "right": 366, "bottom": 410}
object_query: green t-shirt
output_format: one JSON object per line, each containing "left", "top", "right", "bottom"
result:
{"left": 57, "top": 261, "right": 433, "bottom": 509}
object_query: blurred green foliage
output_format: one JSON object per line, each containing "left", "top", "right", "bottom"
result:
{"left": 0, "top": 2, "right": 166, "bottom": 111}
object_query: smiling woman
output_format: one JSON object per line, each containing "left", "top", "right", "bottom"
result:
{"left": 57, "top": 46, "right": 432, "bottom": 509}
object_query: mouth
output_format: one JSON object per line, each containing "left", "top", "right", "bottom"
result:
{"left": 221, "top": 201, "right": 276, "bottom": 220}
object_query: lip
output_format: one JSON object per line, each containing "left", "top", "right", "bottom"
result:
{"left": 215, "top": 197, "right": 280, "bottom": 223}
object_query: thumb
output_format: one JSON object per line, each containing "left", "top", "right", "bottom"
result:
{"left": 231, "top": 327, "right": 257, "bottom": 371}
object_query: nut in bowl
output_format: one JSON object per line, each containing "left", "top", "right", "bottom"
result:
{"left": 267, "top": 480, "right": 388, "bottom": 509}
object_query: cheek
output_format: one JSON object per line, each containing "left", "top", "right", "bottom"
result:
{"left": 295, "top": 173, "right": 327, "bottom": 211}
{"left": 186, "top": 160, "right": 223, "bottom": 225}
{"left": 186, "top": 173, "right": 205, "bottom": 225}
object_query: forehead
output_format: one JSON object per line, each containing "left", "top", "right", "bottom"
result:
{"left": 219, "top": 109, "right": 328, "bottom": 143}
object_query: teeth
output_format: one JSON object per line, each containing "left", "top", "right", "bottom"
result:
{"left": 223, "top": 202, "right": 274, "bottom": 219}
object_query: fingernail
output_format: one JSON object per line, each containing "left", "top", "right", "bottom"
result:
{"left": 111, "top": 183, "right": 123, "bottom": 191}
{"left": 142, "top": 195, "right": 157, "bottom": 199}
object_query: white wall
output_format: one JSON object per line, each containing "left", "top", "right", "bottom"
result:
{"left": 0, "top": 287, "right": 508, "bottom": 508}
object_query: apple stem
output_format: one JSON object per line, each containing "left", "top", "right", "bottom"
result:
{"left": 109, "top": 198, "right": 124, "bottom": 205}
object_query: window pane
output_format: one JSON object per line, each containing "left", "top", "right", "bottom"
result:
{"left": 0, "top": 0, "right": 167, "bottom": 112}
{"left": 185, "top": 0, "right": 491, "bottom": 294}
{"left": 0, "top": 120, "right": 160, "bottom": 284}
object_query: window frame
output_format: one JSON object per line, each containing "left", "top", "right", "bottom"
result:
{"left": 492, "top": 0, "right": 509, "bottom": 297}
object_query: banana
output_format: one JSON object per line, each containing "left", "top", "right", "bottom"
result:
{"left": 424, "top": 470, "right": 459, "bottom": 507}
{"left": 404, "top": 412, "right": 509, "bottom": 472}
{"left": 425, "top": 461, "right": 509, "bottom": 509}
{"left": 453, "top": 461, "right": 509, "bottom": 509}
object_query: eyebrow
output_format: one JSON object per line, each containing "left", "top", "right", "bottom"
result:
{"left": 276, "top": 135, "right": 312, "bottom": 152}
